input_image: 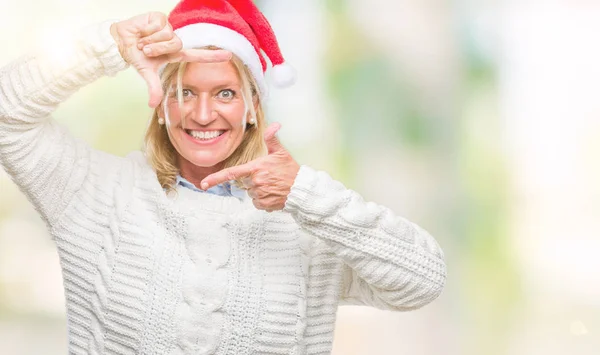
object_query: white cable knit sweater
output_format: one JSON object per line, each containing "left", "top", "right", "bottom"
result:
{"left": 0, "top": 21, "right": 446, "bottom": 355}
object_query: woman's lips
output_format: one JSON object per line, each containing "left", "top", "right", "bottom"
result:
{"left": 182, "top": 128, "right": 228, "bottom": 146}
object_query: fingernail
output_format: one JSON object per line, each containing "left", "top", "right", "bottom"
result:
{"left": 137, "top": 42, "right": 144, "bottom": 50}
{"left": 218, "top": 51, "right": 233, "bottom": 60}
{"left": 143, "top": 47, "right": 152, "bottom": 55}
{"left": 201, "top": 182, "right": 208, "bottom": 190}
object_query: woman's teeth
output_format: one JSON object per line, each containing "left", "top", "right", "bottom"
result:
{"left": 188, "top": 130, "right": 224, "bottom": 140}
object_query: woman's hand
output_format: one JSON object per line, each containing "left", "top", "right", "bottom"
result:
{"left": 200, "top": 123, "right": 301, "bottom": 212}
{"left": 110, "top": 12, "right": 232, "bottom": 108}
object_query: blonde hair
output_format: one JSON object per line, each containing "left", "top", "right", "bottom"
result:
{"left": 144, "top": 51, "right": 267, "bottom": 191}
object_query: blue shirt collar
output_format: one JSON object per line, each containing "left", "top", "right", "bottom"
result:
{"left": 175, "top": 175, "right": 247, "bottom": 200}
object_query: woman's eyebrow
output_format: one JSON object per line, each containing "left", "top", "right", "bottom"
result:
{"left": 213, "top": 82, "right": 240, "bottom": 90}
{"left": 181, "top": 81, "right": 240, "bottom": 91}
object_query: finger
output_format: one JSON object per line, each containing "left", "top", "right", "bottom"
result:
{"left": 166, "top": 48, "right": 232, "bottom": 63}
{"left": 138, "top": 26, "right": 174, "bottom": 49}
{"left": 264, "top": 122, "right": 283, "bottom": 154}
{"left": 247, "top": 188, "right": 258, "bottom": 199}
{"left": 249, "top": 186, "right": 269, "bottom": 199}
{"left": 139, "top": 12, "right": 168, "bottom": 37}
{"left": 252, "top": 198, "right": 265, "bottom": 211}
{"left": 142, "top": 37, "right": 183, "bottom": 57}
{"left": 201, "top": 163, "right": 255, "bottom": 190}
{"left": 241, "top": 176, "right": 254, "bottom": 189}
{"left": 139, "top": 68, "right": 163, "bottom": 108}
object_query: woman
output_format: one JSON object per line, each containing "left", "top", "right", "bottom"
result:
{"left": 0, "top": 0, "right": 446, "bottom": 354}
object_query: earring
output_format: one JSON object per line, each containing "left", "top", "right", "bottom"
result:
{"left": 158, "top": 117, "right": 165, "bottom": 125}
{"left": 248, "top": 117, "right": 256, "bottom": 125}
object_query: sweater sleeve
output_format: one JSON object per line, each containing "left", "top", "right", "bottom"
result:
{"left": 284, "top": 165, "right": 447, "bottom": 311}
{"left": 0, "top": 21, "right": 129, "bottom": 226}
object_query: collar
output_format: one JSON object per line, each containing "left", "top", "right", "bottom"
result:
{"left": 175, "top": 175, "right": 247, "bottom": 200}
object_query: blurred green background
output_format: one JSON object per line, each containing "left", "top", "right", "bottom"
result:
{"left": 1, "top": 0, "right": 600, "bottom": 354}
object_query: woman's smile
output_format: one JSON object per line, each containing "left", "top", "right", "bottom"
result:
{"left": 182, "top": 128, "right": 229, "bottom": 145}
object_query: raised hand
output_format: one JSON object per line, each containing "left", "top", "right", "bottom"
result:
{"left": 201, "top": 123, "right": 300, "bottom": 212}
{"left": 110, "top": 12, "right": 232, "bottom": 108}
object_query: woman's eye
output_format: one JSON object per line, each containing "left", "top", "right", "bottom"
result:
{"left": 217, "top": 89, "right": 235, "bottom": 100}
{"left": 179, "top": 88, "right": 196, "bottom": 101}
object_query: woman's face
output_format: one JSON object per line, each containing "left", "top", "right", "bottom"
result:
{"left": 161, "top": 61, "right": 250, "bottom": 172}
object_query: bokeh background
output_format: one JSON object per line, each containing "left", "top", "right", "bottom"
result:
{"left": 1, "top": 0, "right": 600, "bottom": 354}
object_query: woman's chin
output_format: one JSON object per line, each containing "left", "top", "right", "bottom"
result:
{"left": 184, "top": 152, "right": 226, "bottom": 169}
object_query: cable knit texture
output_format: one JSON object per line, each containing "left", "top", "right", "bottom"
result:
{"left": 0, "top": 21, "right": 446, "bottom": 355}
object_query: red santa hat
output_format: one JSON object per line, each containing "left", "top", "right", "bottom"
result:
{"left": 168, "top": 0, "right": 296, "bottom": 96}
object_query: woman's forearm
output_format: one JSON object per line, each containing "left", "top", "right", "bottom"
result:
{"left": 0, "top": 20, "right": 128, "bottom": 226}
{"left": 284, "top": 165, "right": 446, "bottom": 310}
{"left": 0, "top": 21, "right": 127, "bottom": 122}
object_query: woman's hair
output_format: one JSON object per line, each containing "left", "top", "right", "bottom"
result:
{"left": 144, "top": 49, "right": 267, "bottom": 192}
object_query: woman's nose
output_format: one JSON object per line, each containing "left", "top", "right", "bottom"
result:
{"left": 189, "top": 94, "right": 216, "bottom": 125}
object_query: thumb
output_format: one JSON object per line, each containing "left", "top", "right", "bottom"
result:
{"left": 264, "top": 122, "right": 283, "bottom": 154}
{"left": 139, "top": 68, "right": 163, "bottom": 108}
{"left": 141, "top": 12, "right": 167, "bottom": 36}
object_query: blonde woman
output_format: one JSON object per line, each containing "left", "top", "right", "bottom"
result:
{"left": 0, "top": 0, "right": 446, "bottom": 354}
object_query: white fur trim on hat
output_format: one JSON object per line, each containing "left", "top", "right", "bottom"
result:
{"left": 174, "top": 23, "right": 268, "bottom": 96}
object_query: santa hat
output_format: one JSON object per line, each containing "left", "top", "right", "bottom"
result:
{"left": 168, "top": 0, "right": 296, "bottom": 96}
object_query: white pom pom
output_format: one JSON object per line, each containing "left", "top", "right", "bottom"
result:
{"left": 271, "top": 62, "right": 297, "bottom": 88}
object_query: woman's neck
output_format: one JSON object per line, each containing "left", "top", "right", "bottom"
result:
{"left": 177, "top": 157, "right": 224, "bottom": 189}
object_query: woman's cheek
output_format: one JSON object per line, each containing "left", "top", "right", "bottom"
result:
{"left": 222, "top": 100, "right": 247, "bottom": 124}
{"left": 168, "top": 107, "right": 184, "bottom": 125}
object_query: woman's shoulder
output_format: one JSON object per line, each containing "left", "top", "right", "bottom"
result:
{"left": 82, "top": 150, "right": 158, "bottom": 197}
{"left": 122, "top": 150, "right": 161, "bottom": 187}
{"left": 124, "top": 150, "right": 152, "bottom": 170}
